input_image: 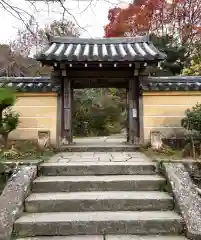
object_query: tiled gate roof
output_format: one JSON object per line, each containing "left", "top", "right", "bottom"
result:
{"left": 36, "top": 36, "right": 166, "bottom": 63}
{"left": 0, "top": 77, "right": 59, "bottom": 92}
{"left": 0, "top": 76, "right": 201, "bottom": 92}
{"left": 142, "top": 76, "right": 201, "bottom": 91}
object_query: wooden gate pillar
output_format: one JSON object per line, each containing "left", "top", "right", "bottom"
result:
{"left": 70, "top": 87, "right": 74, "bottom": 142}
{"left": 63, "top": 78, "right": 73, "bottom": 144}
{"left": 138, "top": 76, "right": 144, "bottom": 144}
{"left": 126, "top": 88, "right": 130, "bottom": 143}
{"left": 128, "top": 78, "right": 139, "bottom": 144}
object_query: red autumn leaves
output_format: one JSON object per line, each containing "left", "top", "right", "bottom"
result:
{"left": 104, "top": 0, "right": 201, "bottom": 45}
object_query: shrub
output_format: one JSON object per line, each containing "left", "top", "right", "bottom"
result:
{"left": 0, "top": 108, "right": 20, "bottom": 148}
{"left": 182, "top": 57, "right": 201, "bottom": 76}
{"left": 181, "top": 103, "right": 201, "bottom": 132}
{"left": 0, "top": 88, "right": 15, "bottom": 118}
{"left": 181, "top": 103, "right": 201, "bottom": 158}
{"left": 0, "top": 88, "right": 19, "bottom": 148}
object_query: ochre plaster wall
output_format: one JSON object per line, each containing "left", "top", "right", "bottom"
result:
{"left": 9, "top": 91, "right": 201, "bottom": 144}
{"left": 143, "top": 91, "right": 201, "bottom": 141}
{"left": 9, "top": 93, "right": 57, "bottom": 144}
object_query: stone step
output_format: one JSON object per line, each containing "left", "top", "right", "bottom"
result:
{"left": 15, "top": 235, "right": 189, "bottom": 240}
{"left": 59, "top": 145, "right": 140, "bottom": 152}
{"left": 32, "top": 175, "right": 165, "bottom": 193}
{"left": 15, "top": 237, "right": 102, "bottom": 240}
{"left": 25, "top": 191, "right": 173, "bottom": 213}
{"left": 39, "top": 162, "right": 157, "bottom": 176}
{"left": 13, "top": 211, "right": 184, "bottom": 237}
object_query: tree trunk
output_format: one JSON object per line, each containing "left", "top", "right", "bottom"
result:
{"left": 0, "top": 109, "right": 3, "bottom": 126}
{"left": 2, "top": 133, "right": 9, "bottom": 149}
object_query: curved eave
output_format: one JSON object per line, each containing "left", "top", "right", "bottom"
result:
{"left": 35, "top": 37, "right": 166, "bottom": 64}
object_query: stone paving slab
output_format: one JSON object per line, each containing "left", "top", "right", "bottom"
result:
{"left": 13, "top": 211, "right": 183, "bottom": 236}
{"left": 127, "top": 158, "right": 150, "bottom": 162}
{"left": 111, "top": 158, "right": 131, "bottom": 162}
{"left": 34, "top": 175, "right": 164, "bottom": 183}
{"left": 41, "top": 162, "right": 156, "bottom": 166}
{"left": 26, "top": 191, "right": 172, "bottom": 201}
{"left": 16, "top": 236, "right": 103, "bottom": 240}
{"left": 39, "top": 161, "right": 157, "bottom": 176}
{"left": 15, "top": 211, "right": 183, "bottom": 223}
{"left": 25, "top": 191, "right": 173, "bottom": 212}
{"left": 74, "top": 136, "right": 126, "bottom": 145}
{"left": 64, "top": 158, "right": 100, "bottom": 162}
{"left": 32, "top": 175, "right": 165, "bottom": 193}
{"left": 15, "top": 236, "right": 188, "bottom": 240}
{"left": 48, "top": 152, "right": 150, "bottom": 163}
{"left": 106, "top": 236, "right": 188, "bottom": 240}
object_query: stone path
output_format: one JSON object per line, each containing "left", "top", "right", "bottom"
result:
{"left": 74, "top": 135, "right": 126, "bottom": 145}
{"left": 60, "top": 135, "right": 138, "bottom": 152}
{"left": 13, "top": 151, "right": 188, "bottom": 239}
{"left": 49, "top": 152, "right": 150, "bottom": 163}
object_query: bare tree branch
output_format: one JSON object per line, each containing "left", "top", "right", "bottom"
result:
{"left": 0, "top": 0, "right": 126, "bottom": 38}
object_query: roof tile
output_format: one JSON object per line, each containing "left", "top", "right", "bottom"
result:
{"left": 36, "top": 36, "right": 166, "bottom": 63}
{"left": 0, "top": 76, "right": 200, "bottom": 92}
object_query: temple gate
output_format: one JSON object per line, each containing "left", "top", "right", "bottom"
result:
{"left": 37, "top": 35, "right": 166, "bottom": 145}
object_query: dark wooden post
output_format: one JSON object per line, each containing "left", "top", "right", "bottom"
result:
{"left": 138, "top": 76, "right": 144, "bottom": 144}
{"left": 128, "top": 79, "right": 133, "bottom": 144}
{"left": 133, "top": 78, "right": 139, "bottom": 145}
{"left": 128, "top": 78, "right": 139, "bottom": 144}
{"left": 70, "top": 86, "right": 74, "bottom": 143}
{"left": 126, "top": 87, "right": 129, "bottom": 143}
{"left": 63, "top": 78, "right": 73, "bottom": 144}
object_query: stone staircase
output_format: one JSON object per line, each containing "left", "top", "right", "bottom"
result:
{"left": 13, "top": 159, "right": 188, "bottom": 239}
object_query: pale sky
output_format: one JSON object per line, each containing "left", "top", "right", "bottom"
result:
{"left": 0, "top": 0, "right": 130, "bottom": 44}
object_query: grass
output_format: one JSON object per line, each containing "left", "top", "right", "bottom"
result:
{"left": 0, "top": 140, "right": 56, "bottom": 194}
{"left": 141, "top": 146, "right": 184, "bottom": 161}
{"left": 0, "top": 140, "right": 55, "bottom": 162}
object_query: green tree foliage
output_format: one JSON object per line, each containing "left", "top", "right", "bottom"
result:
{"left": 0, "top": 88, "right": 19, "bottom": 148}
{"left": 182, "top": 56, "right": 201, "bottom": 76}
{"left": 181, "top": 103, "right": 201, "bottom": 158}
{"left": 181, "top": 103, "right": 201, "bottom": 133}
{"left": 73, "top": 89, "right": 126, "bottom": 137}
{"left": 0, "top": 108, "right": 19, "bottom": 148}
{"left": 150, "top": 34, "right": 187, "bottom": 76}
{"left": 0, "top": 88, "right": 15, "bottom": 117}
